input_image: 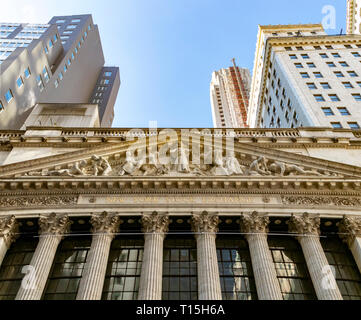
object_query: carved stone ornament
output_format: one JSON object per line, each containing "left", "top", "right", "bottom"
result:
{"left": 288, "top": 213, "right": 321, "bottom": 237}
{"left": 240, "top": 211, "right": 270, "bottom": 234}
{"left": 90, "top": 212, "right": 121, "bottom": 236}
{"left": 282, "top": 196, "right": 361, "bottom": 207}
{"left": 0, "top": 215, "right": 19, "bottom": 248}
{"left": 191, "top": 211, "right": 220, "bottom": 234}
{"left": 22, "top": 151, "right": 341, "bottom": 178}
{"left": 141, "top": 212, "right": 170, "bottom": 235}
{"left": 38, "top": 213, "right": 72, "bottom": 237}
{"left": 339, "top": 215, "right": 361, "bottom": 246}
{"left": 0, "top": 196, "right": 78, "bottom": 208}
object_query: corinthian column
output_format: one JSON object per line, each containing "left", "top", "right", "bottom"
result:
{"left": 289, "top": 213, "right": 343, "bottom": 300}
{"left": 339, "top": 215, "right": 361, "bottom": 274}
{"left": 191, "top": 212, "right": 222, "bottom": 300}
{"left": 138, "top": 212, "right": 169, "bottom": 300}
{"left": 16, "top": 213, "right": 72, "bottom": 300}
{"left": 240, "top": 212, "right": 283, "bottom": 300}
{"left": 77, "top": 212, "right": 121, "bottom": 300}
{"left": 0, "top": 216, "right": 19, "bottom": 267}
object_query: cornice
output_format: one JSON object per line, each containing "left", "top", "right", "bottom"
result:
{"left": 0, "top": 177, "right": 361, "bottom": 196}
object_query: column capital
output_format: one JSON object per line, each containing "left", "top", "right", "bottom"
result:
{"left": 191, "top": 211, "right": 219, "bottom": 234}
{"left": 38, "top": 213, "right": 72, "bottom": 237}
{"left": 339, "top": 215, "right": 361, "bottom": 246}
{"left": 0, "top": 215, "right": 19, "bottom": 248}
{"left": 91, "top": 212, "right": 121, "bottom": 237}
{"left": 240, "top": 211, "right": 269, "bottom": 234}
{"left": 288, "top": 213, "right": 320, "bottom": 237}
{"left": 141, "top": 212, "right": 170, "bottom": 235}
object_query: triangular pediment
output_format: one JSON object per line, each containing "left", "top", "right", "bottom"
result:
{"left": 1, "top": 138, "right": 361, "bottom": 179}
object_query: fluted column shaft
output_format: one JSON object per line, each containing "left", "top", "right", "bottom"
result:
{"left": 138, "top": 212, "right": 169, "bottom": 300}
{"left": 195, "top": 232, "right": 222, "bottom": 300}
{"left": 339, "top": 216, "right": 361, "bottom": 274}
{"left": 191, "top": 212, "right": 222, "bottom": 300}
{"left": 16, "top": 214, "right": 71, "bottom": 300}
{"left": 289, "top": 213, "right": 343, "bottom": 300}
{"left": 0, "top": 216, "right": 19, "bottom": 267}
{"left": 77, "top": 213, "right": 120, "bottom": 300}
{"left": 240, "top": 212, "right": 282, "bottom": 300}
{"left": 349, "top": 238, "right": 361, "bottom": 273}
{"left": 138, "top": 233, "right": 165, "bottom": 300}
{"left": 77, "top": 234, "right": 113, "bottom": 300}
{"left": 246, "top": 233, "right": 283, "bottom": 300}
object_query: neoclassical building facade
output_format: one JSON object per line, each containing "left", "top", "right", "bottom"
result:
{"left": 0, "top": 126, "right": 361, "bottom": 300}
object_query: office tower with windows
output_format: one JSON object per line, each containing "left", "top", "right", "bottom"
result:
{"left": 0, "top": 15, "right": 120, "bottom": 129}
{"left": 210, "top": 60, "right": 251, "bottom": 128}
{"left": 248, "top": 23, "right": 361, "bottom": 130}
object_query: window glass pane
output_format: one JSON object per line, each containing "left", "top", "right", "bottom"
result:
{"left": 0, "top": 237, "right": 38, "bottom": 300}
{"left": 162, "top": 238, "right": 198, "bottom": 301}
{"left": 268, "top": 237, "right": 316, "bottom": 300}
{"left": 217, "top": 237, "right": 257, "bottom": 301}
{"left": 321, "top": 237, "right": 361, "bottom": 300}
{"left": 102, "top": 238, "right": 144, "bottom": 300}
{"left": 43, "top": 237, "right": 91, "bottom": 300}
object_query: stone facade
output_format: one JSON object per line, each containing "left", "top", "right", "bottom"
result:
{"left": 0, "top": 127, "right": 361, "bottom": 300}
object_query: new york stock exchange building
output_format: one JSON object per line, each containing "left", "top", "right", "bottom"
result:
{"left": 0, "top": 107, "right": 361, "bottom": 301}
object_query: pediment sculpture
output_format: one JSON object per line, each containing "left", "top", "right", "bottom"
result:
{"left": 22, "top": 150, "right": 342, "bottom": 178}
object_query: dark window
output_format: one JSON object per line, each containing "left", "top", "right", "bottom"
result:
{"left": 300, "top": 72, "right": 310, "bottom": 78}
{"left": 338, "top": 107, "right": 350, "bottom": 116}
{"left": 217, "top": 238, "right": 257, "bottom": 301}
{"left": 102, "top": 238, "right": 143, "bottom": 300}
{"left": 289, "top": 54, "right": 297, "bottom": 60}
{"left": 307, "top": 83, "right": 317, "bottom": 90}
{"left": 314, "top": 72, "right": 323, "bottom": 78}
{"left": 162, "top": 238, "right": 197, "bottom": 300}
{"left": 268, "top": 237, "right": 316, "bottom": 300}
{"left": 332, "top": 53, "right": 341, "bottom": 58}
{"left": 321, "top": 82, "right": 331, "bottom": 89}
{"left": 319, "top": 53, "right": 328, "bottom": 58}
{"left": 322, "top": 108, "right": 334, "bottom": 116}
{"left": 331, "top": 122, "right": 343, "bottom": 129}
{"left": 0, "top": 237, "right": 38, "bottom": 300}
{"left": 321, "top": 237, "right": 361, "bottom": 300}
{"left": 43, "top": 237, "right": 91, "bottom": 300}
{"left": 343, "top": 82, "right": 354, "bottom": 88}
{"left": 349, "top": 122, "right": 360, "bottom": 129}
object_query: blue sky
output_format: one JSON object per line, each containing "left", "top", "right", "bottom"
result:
{"left": 0, "top": 0, "right": 346, "bottom": 128}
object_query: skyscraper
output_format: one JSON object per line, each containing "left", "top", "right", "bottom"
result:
{"left": 347, "top": 0, "right": 361, "bottom": 35}
{"left": 0, "top": 15, "right": 120, "bottom": 129}
{"left": 248, "top": 23, "right": 361, "bottom": 130}
{"left": 210, "top": 60, "right": 251, "bottom": 128}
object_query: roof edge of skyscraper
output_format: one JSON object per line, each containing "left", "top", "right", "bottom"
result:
{"left": 258, "top": 23, "right": 323, "bottom": 29}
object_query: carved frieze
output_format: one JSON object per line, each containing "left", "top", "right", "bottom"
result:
{"left": 19, "top": 151, "right": 343, "bottom": 178}
{"left": 282, "top": 196, "right": 361, "bottom": 207}
{"left": 0, "top": 196, "right": 79, "bottom": 208}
